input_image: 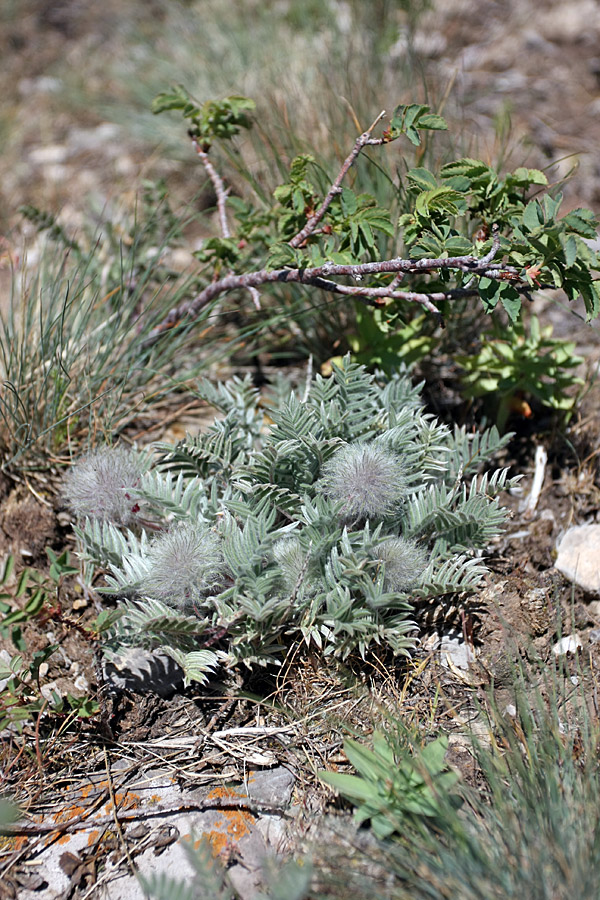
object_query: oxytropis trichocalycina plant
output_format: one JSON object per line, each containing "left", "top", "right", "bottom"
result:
{"left": 64, "top": 357, "right": 518, "bottom": 685}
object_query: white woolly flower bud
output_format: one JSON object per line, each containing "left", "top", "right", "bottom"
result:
{"left": 140, "top": 520, "right": 225, "bottom": 609}
{"left": 320, "top": 443, "right": 407, "bottom": 522}
{"left": 375, "top": 537, "right": 427, "bottom": 592}
{"left": 273, "top": 536, "right": 319, "bottom": 597}
{"left": 63, "top": 447, "right": 147, "bottom": 525}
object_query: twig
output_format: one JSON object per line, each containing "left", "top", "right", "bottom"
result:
{"left": 2, "top": 794, "right": 291, "bottom": 839}
{"left": 193, "top": 139, "right": 231, "bottom": 238}
{"left": 210, "top": 725, "right": 295, "bottom": 739}
{"left": 289, "top": 111, "right": 387, "bottom": 249}
{"left": 193, "top": 138, "right": 262, "bottom": 310}
{"left": 104, "top": 746, "right": 138, "bottom": 882}
{"left": 248, "top": 286, "right": 262, "bottom": 310}
{"left": 142, "top": 236, "right": 508, "bottom": 346}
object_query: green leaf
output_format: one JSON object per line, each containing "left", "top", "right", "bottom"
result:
{"left": 562, "top": 207, "right": 598, "bottom": 239}
{"left": 417, "top": 113, "right": 448, "bottom": 131}
{"left": 415, "top": 187, "right": 462, "bottom": 219}
{"left": 0, "top": 555, "right": 14, "bottom": 586}
{"left": 560, "top": 233, "right": 578, "bottom": 268}
{"left": 341, "top": 188, "right": 358, "bottom": 216}
{"left": 500, "top": 286, "right": 522, "bottom": 322}
{"left": 440, "top": 158, "right": 492, "bottom": 179}
{"left": 419, "top": 734, "right": 449, "bottom": 772}
{"left": 522, "top": 199, "right": 543, "bottom": 231}
{"left": 510, "top": 167, "right": 548, "bottom": 186}
{"left": 407, "top": 168, "right": 438, "bottom": 191}
{"left": 15, "top": 570, "right": 30, "bottom": 598}
{"left": 389, "top": 105, "right": 447, "bottom": 146}
{"left": 151, "top": 84, "right": 196, "bottom": 115}
{"left": 266, "top": 242, "right": 299, "bottom": 270}
{"left": 319, "top": 770, "right": 377, "bottom": 802}
{"left": 478, "top": 277, "right": 502, "bottom": 312}
{"left": 444, "top": 236, "right": 474, "bottom": 255}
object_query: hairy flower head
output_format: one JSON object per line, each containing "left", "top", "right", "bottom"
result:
{"left": 375, "top": 537, "right": 427, "bottom": 593}
{"left": 320, "top": 443, "right": 407, "bottom": 522}
{"left": 273, "top": 537, "right": 320, "bottom": 597}
{"left": 63, "top": 447, "right": 147, "bottom": 525}
{"left": 140, "top": 520, "right": 225, "bottom": 609}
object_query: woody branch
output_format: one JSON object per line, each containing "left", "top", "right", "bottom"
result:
{"left": 288, "top": 110, "right": 387, "bottom": 249}
{"left": 193, "top": 137, "right": 261, "bottom": 309}
{"left": 142, "top": 229, "right": 512, "bottom": 345}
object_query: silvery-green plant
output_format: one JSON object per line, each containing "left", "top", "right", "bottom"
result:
{"left": 319, "top": 444, "right": 408, "bottom": 524}
{"left": 67, "top": 356, "right": 518, "bottom": 685}
{"left": 62, "top": 447, "right": 150, "bottom": 526}
{"left": 139, "top": 520, "right": 227, "bottom": 610}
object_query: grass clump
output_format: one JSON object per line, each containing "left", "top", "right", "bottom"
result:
{"left": 319, "top": 672, "right": 600, "bottom": 900}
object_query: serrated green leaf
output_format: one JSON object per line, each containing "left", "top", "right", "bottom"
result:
{"left": 440, "top": 158, "right": 492, "bottom": 179}
{"left": 417, "top": 113, "right": 448, "bottom": 131}
{"left": 151, "top": 84, "right": 196, "bottom": 115}
{"left": 341, "top": 188, "right": 358, "bottom": 216}
{"left": 560, "top": 233, "right": 578, "bottom": 268}
{"left": 407, "top": 167, "right": 438, "bottom": 190}
{"left": 415, "top": 187, "right": 462, "bottom": 219}
{"left": 511, "top": 167, "right": 548, "bottom": 186}
{"left": 522, "top": 199, "right": 542, "bottom": 231}
{"left": 562, "top": 207, "right": 599, "bottom": 239}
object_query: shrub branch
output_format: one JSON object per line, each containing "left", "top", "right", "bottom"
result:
{"left": 143, "top": 225, "right": 505, "bottom": 343}
{"left": 193, "top": 138, "right": 231, "bottom": 239}
{"left": 289, "top": 110, "right": 387, "bottom": 249}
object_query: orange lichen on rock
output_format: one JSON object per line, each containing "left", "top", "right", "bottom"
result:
{"left": 53, "top": 805, "right": 86, "bottom": 824}
{"left": 104, "top": 792, "right": 140, "bottom": 814}
{"left": 0, "top": 834, "right": 28, "bottom": 852}
{"left": 56, "top": 832, "right": 73, "bottom": 845}
{"left": 202, "top": 786, "right": 255, "bottom": 856}
{"left": 180, "top": 786, "right": 256, "bottom": 859}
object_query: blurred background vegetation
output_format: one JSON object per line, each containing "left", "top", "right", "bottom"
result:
{"left": 1, "top": 0, "right": 599, "bottom": 464}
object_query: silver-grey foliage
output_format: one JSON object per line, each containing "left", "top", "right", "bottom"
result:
{"left": 67, "top": 356, "right": 518, "bottom": 684}
{"left": 319, "top": 444, "right": 408, "bottom": 523}
{"left": 63, "top": 446, "right": 149, "bottom": 526}
{"left": 139, "top": 520, "right": 226, "bottom": 610}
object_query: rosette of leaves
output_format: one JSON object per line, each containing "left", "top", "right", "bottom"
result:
{"left": 68, "top": 357, "right": 518, "bottom": 685}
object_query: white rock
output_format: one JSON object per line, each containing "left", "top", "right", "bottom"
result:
{"left": 68, "top": 122, "right": 120, "bottom": 153}
{"left": 29, "top": 144, "right": 68, "bottom": 165}
{"left": 555, "top": 524, "right": 600, "bottom": 593}
{"left": 439, "top": 634, "right": 475, "bottom": 670}
{"left": 552, "top": 634, "right": 583, "bottom": 657}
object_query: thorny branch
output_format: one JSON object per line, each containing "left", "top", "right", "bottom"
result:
{"left": 193, "top": 138, "right": 231, "bottom": 239}
{"left": 289, "top": 110, "right": 387, "bottom": 249}
{"left": 142, "top": 124, "right": 512, "bottom": 346}
{"left": 193, "top": 138, "right": 261, "bottom": 310}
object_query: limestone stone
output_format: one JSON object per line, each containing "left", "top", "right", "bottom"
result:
{"left": 555, "top": 525, "right": 600, "bottom": 594}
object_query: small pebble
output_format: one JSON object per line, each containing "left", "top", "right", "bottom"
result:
{"left": 552, "top": 634, "right": 583, "bottom": 656}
